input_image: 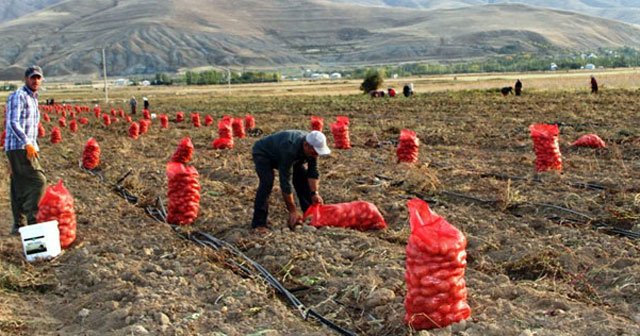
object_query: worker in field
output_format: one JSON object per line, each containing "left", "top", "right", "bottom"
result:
{"left": 5, "top": 66, "right": 47, "bottom": 234}
{"left": 143, "top": 96, "right": 149, "bottom": 110}
{"left": 251, "top": 130, "right": 331, "bottom": 233}
{"left": 515, "top": 79, "right": 523, "bottom": 96}
{"left": 403, "top": 83, "right": 414, "bottom": 97}
{"left": 590, "top": 75, "right": 598, "bottom": 94}
{"left": 129, "top": 96, "right": 137, "bottom": 115}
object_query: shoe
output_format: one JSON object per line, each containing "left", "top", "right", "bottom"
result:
{"left": 253, "top": 226, "right": 271, "bottom": 235}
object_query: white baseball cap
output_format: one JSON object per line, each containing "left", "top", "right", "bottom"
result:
{"left": 306, "top": 131, "right": 331, "bottom": 156}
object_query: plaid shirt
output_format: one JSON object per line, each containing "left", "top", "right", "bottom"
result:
{"left": 4, "top": 85, "right": 40, "bottom": 151}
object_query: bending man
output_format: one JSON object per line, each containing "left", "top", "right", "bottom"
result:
{"left": 251, "top": 130, "right": 331, "bottom": 232}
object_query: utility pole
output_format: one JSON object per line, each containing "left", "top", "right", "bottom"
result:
{"left": 226, "top": 68, "right": 231, "bottom": 95}
{"left": 101, "top": 47, "right": 108, "bottom": 103}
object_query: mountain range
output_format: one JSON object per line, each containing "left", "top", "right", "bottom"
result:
{"left": 0, "top": 0, "right": 639, "bottom": 78}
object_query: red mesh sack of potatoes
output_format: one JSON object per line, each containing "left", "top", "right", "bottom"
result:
{"left": 303, "top": 201, "right": 387, "bottom": 231}
{"left": 102, "top": 114, "right": 111, "bottom": 127}
{"left": 119, "top": 109, "right": 125, "bottom": 118}
{"left": 204, "top": 115, "right": 214, "bottom": 127}
{"left": 213, "top": 117, "right": 234, "bottom": 149}
{"left": 245, "top": 115, "right": 255, "bottom": 130}
{"left": 159, "top": 114, "right": 169, "bottom": 129}
{"left": 218, "top": 117, "right": 233, "bottom": 138}
{"left": 128, "top": 122, "right": 139, "bottom": 139}
{"left": 50, "top": 126, "right": 62, "bottom": 144}
{"left": 43, "top": 113, "right": 50, "bottom": 122}
{"left": 212, "top": 137, "right": 234, "bottom": 150}
{"left": 336, "top": 116, "right": 350, "bottom": 126}
{"left": 82, "top": 137, "right": 100, "bottom": 170}
{"left": 405, "top": 198, "right": 471, "bottom": 330}
{"left": 36, "top": 179, "right": 77, "bottom": 249}
{"left": 69, "top": 119, "right": 78, "bottom": 133}
{"left": 78, "top": 117, "right": 89, "bottom": 125}
{"left": 176, "top": 111, "right": 184, "bottom": 123}
{"left": 166, "top": 162, "right": 201, "bottom": 225}
{"left": 191, "top": 113, "right": 201, "bottom": 128}
{"left": 571, "top": 134, "right": 606, "bottom": 148}
{"left": 110, "top": 108, "right": 116, "bottom": 117}
{"left": 38, "top": 123, "right": 46, "bottom": 138}
{"left": 170, "top": 137, "right": 194, "bottom": 164}
{"left": 330, "top": 118, "right": 351, "bottom": 149}
{"left": 397, "top": 129, "right": 420, "bottom": 163}
{"left": 232, "top": 118, "right": 246, "bottom": 138}
{"left": 310, "top": 116, "right": 324, "bottom": 131}
{"left": 143, "top": 109, "right": 151, "bottom": 120}
{"left": 93, "top": 106, "right": 100, "bottom": 118}
{"left": 58, "top": 117, "right": 66, "bottom": 128}
{"left": 61, "top": 110, "right": 67, "bottom": 118}
{"left": 529, "top": 124, "right": 562, "bottom": 172}
{"left": 139, "top": 119, "right": 150, "bottom": 134}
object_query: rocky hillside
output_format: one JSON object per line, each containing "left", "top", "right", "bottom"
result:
{"left": 0, "top": 0, "right": 639, "bottom": 78}
{"left": 328, "top": 0, "right": 640, "bottom": 24}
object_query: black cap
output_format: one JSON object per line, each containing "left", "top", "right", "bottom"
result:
{"left": 25, "top": 65, "right": 44, "bottom": 78}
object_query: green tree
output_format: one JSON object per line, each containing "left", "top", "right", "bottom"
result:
{"left": 185, "top": 71, "right": 199, "bottom": 85}
{"left": 359, "top": 69, "right": 384, "bottom": 94}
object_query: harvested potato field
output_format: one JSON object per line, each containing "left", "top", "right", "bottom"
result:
{"left": 1, "top": 76, "right": 639, "bottom": 336}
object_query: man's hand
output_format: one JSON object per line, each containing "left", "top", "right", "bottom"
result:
{"left": 25, "top": 144, "right": 38, "bottom": 160}
{"left": 312, "top": 193, "right": 323, "bottom": 205}
{"left": 288, "top": 212, "right": 302, "bottom": 229}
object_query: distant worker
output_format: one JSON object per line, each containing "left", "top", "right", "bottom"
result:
{"left": 251, "top": 130, "right": 331, "bottom": 233}
{"left": 143, "top": 96, "right": 149, "bottom": 110}
{"left": 514, "top": 79, "right": 523, "bottom": 96}
{"left": 369, "top": 90, "right": 385, "bottom": 98}
{"left": 590, "top": 76, "right": 598, "bottom": 94}
{"left": 403, "top": 83, "right": 414, "bottom": 97}
{"left": 501, "top": 86, "right": 513, "bottom": 96}
{"left": 129, "top": 96, "right": 137, "bottom": 115}
{"left": 5, "top": 66, "right": 47, "bottom": 234}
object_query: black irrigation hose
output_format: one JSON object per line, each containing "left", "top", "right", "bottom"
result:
{"left": 80, "top": 167, "right": 357, "bottom": 336}
{"left": 79, "top": 164, "right": 105, "bottom": 183}
{"left": 479, "top": 172, "right": 611, "bottom": 192}
{"left": 190, "top": 232, "right": 357, "bottom": 336}
{"left": 439, "top": 190, "right": 638, "bottom": 240}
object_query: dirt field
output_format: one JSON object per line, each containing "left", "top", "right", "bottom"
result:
{"left": 1, "top": 72, "right": 639, "bottom": 336}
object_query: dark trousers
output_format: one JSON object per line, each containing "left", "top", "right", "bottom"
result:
{"left": 7, "top": 150, "right": 46, "bottom": 228}
{"left": 131, "top": 106, "right": 137, "bottom": 115}
{"left": 251, "top": 155, "right": 312, "bottom": 228}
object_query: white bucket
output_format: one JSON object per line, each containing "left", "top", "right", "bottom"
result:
{"left": 19, "top": 220, "right": 61, "bottom": 262}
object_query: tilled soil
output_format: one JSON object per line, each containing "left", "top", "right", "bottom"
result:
{"left": 1, "top": 90, "right": 639, "bottom": 336}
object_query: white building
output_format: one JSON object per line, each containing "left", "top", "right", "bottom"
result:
{"left": 113, "top": 78, "right": 131, "bottom": 86}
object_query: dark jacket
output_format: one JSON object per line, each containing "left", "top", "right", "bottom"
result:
{"left": 252, "top": 130, "right": 319, "bottom": 194}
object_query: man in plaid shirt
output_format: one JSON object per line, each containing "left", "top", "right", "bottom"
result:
{"left": 5, "top": 65, "right": 47, "bottom": 234}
